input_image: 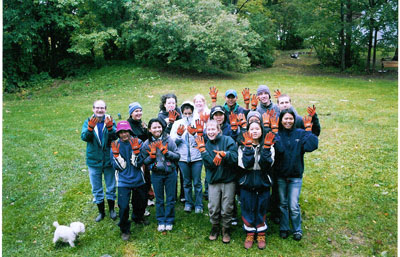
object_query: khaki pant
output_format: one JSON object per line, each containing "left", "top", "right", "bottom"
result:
{"left": 208, "top": 182, "right": 235, "bottom": 228}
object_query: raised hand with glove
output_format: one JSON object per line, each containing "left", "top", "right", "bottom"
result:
{"left": 229, "top": 112, "right": 239, "bottom": 131}
{"left": 195, "top": 119, "right": 204, "bottom": 137}
{"left": 209, "top": 86, "right": 218, "bottom": 103}
{"left": 263, "top": 132, "right": 275, "bottom": 148}
{"left": 212, "top": 150, "right": 226, "bottom": 166}
{"left": 241, "top": 131, "right": 253, "bottom": 148}
{"left": 147, "top": 142, "right": 157, "bottom": 159}
{"left": 251, "top": 94, "right": 258, "bottom": 110}
{"left": 168, "top": 110, "right": 179, "bottom": 124}
{"left": 242, "top": 88, "right": 250, "bottom": 107}
{"left": 105, "top": 116, "right": 114, "bottom": 131}
{"left": 270, "top": 115, "right": 279, "bottom": 133}
{"left": 303, "top": 115, "right": 312, "bottom": 131}
{"left": 129, "top": 137, "right": 142, "bottom": 155}
{"left": 177, "top": 124, "right": 186, "bottom": 136}
{"left": 88, "top": 116, "right": 98, "bottom": 132}
{"left": 194, "top": 136, "right": 206, "bottom": 153}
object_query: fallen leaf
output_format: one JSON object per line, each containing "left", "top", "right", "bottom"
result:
{"left": 372, "top": 220, "right": 376, "bottom": 224}
{"left": 54, "top": 152, "right": 58, "bottom": 155}
{"left": 384, "top": 213, "right": 389, "bottom": 216}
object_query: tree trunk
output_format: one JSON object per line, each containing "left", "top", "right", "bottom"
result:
{"left": 372, "top": 26, "right": 378, "bottom": 72}
{"left": 340, "top": 0, "right": 345, "bottom": 71}
{"left": 344, "top": 0, "right": 353, "bottom": 68}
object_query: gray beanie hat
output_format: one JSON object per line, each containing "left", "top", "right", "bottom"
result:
{"left": 129, "top": 102, "right": 142, "bottom": 116}
{"left": 247, "top": 111, "right": 262, "bottom": 122}
{"left": 257, "top": 85, "right": 271, "bottom": 96}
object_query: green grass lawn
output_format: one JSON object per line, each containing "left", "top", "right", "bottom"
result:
{"left": 3, "top": 53, "right": 398, "bottom": 256}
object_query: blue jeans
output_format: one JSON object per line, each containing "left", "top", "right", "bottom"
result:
{"left": 88, "top": 166, "right": 116, "bottom": 204}
{"left": 151, "top": 171, "right": 177, "bottom": 226}
{"left": 277, "top": 177, "right": 302, "bottom": 233}
{"left": 179, "top": 161, "right": 203, "bottom": 209}
{"left": 117, "top": 184, "right": 147, "bottom": 233}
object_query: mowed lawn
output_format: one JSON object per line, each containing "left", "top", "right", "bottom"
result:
{"left": 3, "top": 54, "right": 398, "bottom": 256}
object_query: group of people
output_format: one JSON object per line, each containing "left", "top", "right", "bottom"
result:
{"left": 81, "top": 85, "right": 320, "bottom": 249}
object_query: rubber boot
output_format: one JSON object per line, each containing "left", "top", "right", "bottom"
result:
{"left": 95, "top": 201, "right": 105, "bottom": 222}
{"left": 108, "top": 199, "right": 117, "bottom": 220}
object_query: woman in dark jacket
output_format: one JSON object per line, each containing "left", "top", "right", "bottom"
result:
{"left": 238, "top": 121, "right": 275, "bottom": 250}
{"left": 141, "top": 118, "right": 180, "bottom": 232}
{"left": 273, "top": 109, "right": 318, "bottom": 241}
{"left": 127, "top": 102, "right": 154, "bottom": 216}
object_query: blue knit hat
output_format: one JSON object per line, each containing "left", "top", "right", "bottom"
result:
{"left": 129, "top": 102, "right": 142, "bottom": 116}
{"left": 257, "top": 85, "right": 271, "bottom": 96}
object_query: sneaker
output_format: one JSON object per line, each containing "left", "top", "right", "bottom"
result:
{"left": 144, "top": 209, "right": 151, "bottom": 217}
{"left": 147, "top": 199, "right": 155, "bottom": 206}
{"left": 184, "top": 206, "right": 192, "bottom": 213}
{"left": 231, "top": 218, "right": 238, "bottom": 226}
{"left": 279, "top": 230, "right": 289, "bottom": 239}
{"left": 195, "top": 207, "right": 203, "bottom": 214}
{"left": 121, "top": 233, "right": 130, "bottom": 241}
{"left": 244, "top": 233, "right": 255, "bottom": 249}
{"left": 257, "top": 233, "right": 266, "bottom": 249}
{"left": 293, "top": 232, "right": 302, "bottom": 241}
{"left": 209, "top": 225, "right": 220, "bottom": 241}
{"left": 222, "top": 227, "right": 231, "bottom": 244}
{"left": 165, "top": 224, "right": 173, "bottom": 231}
{"left": 157, "top": 224, "right": 165, "bottom": 232}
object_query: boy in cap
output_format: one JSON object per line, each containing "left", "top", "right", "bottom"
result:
{"left": 110, "top": 121, "right": 148, "bottom": 241}
{"left": 81, "top": 100, "right": 117, "bottom": 222}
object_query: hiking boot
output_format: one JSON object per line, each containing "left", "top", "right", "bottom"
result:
{"left": 257, "top": 233, "right": 266, "bottom": 249}
{"left": 293, "top": 232, "right": 302, "bottom": 241}
{"left": 244, "top": 233, "right": 255, "bottom": 249}
{"left": 121, "top": 233, "right": 130, "bottom": 241}
{"left": 280, "top": 230, "right": 289, "bottom": 239}
{"left": 222, "top": 227, "right": 231, "bottom": 244}
{"left": 95, "top": 201, "right": 105, "bottom": 222}
{"left": 209, "top": 225, "right": 220, "bottom": 241}
{"left": 107, "top": 200, "right": 117, "bottom": 220}
{"left": 135, "top": 218, "right": 150, "bottom": 226}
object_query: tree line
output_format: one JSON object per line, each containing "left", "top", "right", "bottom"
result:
{"left": 4, "top": 0, "right": 398, "bottom": 92}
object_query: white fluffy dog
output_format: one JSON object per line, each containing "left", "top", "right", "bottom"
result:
{"left": 53, "top": 221, "right": 85, "bottom": 247}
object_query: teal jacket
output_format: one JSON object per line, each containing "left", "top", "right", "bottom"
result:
{"left": 81, "top": 114, "right": 117, "bottom": 168}
{"left": 201, "top": 134, "right": 238, "bottom": 184}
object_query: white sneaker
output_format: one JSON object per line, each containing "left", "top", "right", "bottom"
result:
{"left": 147, "top": 199, "right": 155, "bottom": 206}
{"left": 157, "top": 224, "right": 165, "bottom": 232}
{"left": 165, "top": 224, "right": 173, "bottom": 231}
{"left": 144, "top": 209, "right": 150, "bottom": 217}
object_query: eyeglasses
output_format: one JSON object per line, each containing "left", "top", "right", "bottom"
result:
{"left": 94, "top": 107, "right": 106, "bottom": 110}
{"left": 183, "top": 112, "right": 193, "bottom": 115}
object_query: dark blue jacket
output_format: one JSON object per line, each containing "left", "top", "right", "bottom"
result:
{"left": 201, "top": 134, "right": 238, "bottom": 184}
{"left": 274, "top": 128, "right": 318, "bottom": 178}
{"left": 110, "top": 138, "right": 145, "bottom": 188}
{"left": 141, "top": 134, "right": 180, "bottom": 174}
{"left": 238, "top": 145, "right": 274, "bottom": 190}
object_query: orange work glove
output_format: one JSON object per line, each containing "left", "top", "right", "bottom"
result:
{"left": 158, "top": 141, "right": 168, "bottom": 155}
{"left": 168, "top": 110, "right": 179, "bottom": 123}
{"left": 147, "top": 142, "right": 157, "bottom": 159}
{"left": 105, "top": 116, "right": 114, "bottom": 131}
{"left": 237, "top": 113, "right": 247, "bottom": 129}
{"left": 209, "top": 86, "right": 218, "bottom": 103}
{"left": 194, "top": 136, "right": 206, "bottom": 153}
{"left": 212, "top": 150, "right": 226, "bottom": 166}
{"left": 241, "top": 131, "right": 253, "bottom": 148}
{"left": 263, "top": 132, "right": 275, "bottom": 149}
{"left": 307, "top": 105, "right": 316, "bottom": 117}
{"left": 195, "top": 119, "right": 204, "bottom": 137}
{"left": 111, "top": 141, "right": 120, "bottom": 157}
{"left": 274, "top": 89, "right": 281, "bottom": 99}
{"left": 187, "top": 125, "right": 197, "bottom": 136}
{"left": 242, "top": 88, "right": 250, "bottom": 105}
{"left": 303, "top": 115, "right": 312, "bottom": 131}
{"left": 262, "top": 109, "right": 275, "bottom": 128}
{"left": 251, "top": 94, "right": 258, "bottom": 110}
{"left": 270, "top": 115, "right": 279, "bottom": 133}
{"left": 229, "top": 112, "right": 238, "bottom": 131}
{"left": 200, "top": 113, "right": 210, "bottom": 124}
{"left": 129, "top": 137, "right": 142, "bottom": 155}
{"left": 177, "top": 124, "right": 186, "bottom": 136}
{"left": 88, "top": 117, "right": 98, "bottom": 132}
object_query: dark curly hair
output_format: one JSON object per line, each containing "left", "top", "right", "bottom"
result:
{"left": 159, "top": 93, "right": 178, "bottom": 112}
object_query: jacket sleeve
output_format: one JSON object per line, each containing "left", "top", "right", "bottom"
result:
{"left": 273, "top": 133, "right": 285, "bottom": 154}
{"left": 259, "top": 147, "right": 273, "bottom": 171}
{"left": 107, "top": 119, "right": 118, "bottom": 142}
{"left": 81, "top": 118, "right": 94, "bottom": 142}
{"left": 301, "top": 130, "right": 319, "bottom": 152}
{"left": 311, "top": 113, "right": 321, "bottom": 137}
{"left": 165, "top": 138, "right": 181, "bottom": 162}
{"left": 132, "top": 139, "right": 145, "bottom": 168}
{"left": 170, "top": 122, "right": 184, "bottom": 146}
{"left": 241, "top": 146, "right": 255, "bottom": 169}
{"left": 110, "top": 148, "right": 127, "bottom": 171}
{"left": 201, "top": 150, "right": 218, "bottom": 171}
{"left": 223, "top": 137, "right": 238, "bottom": 166}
